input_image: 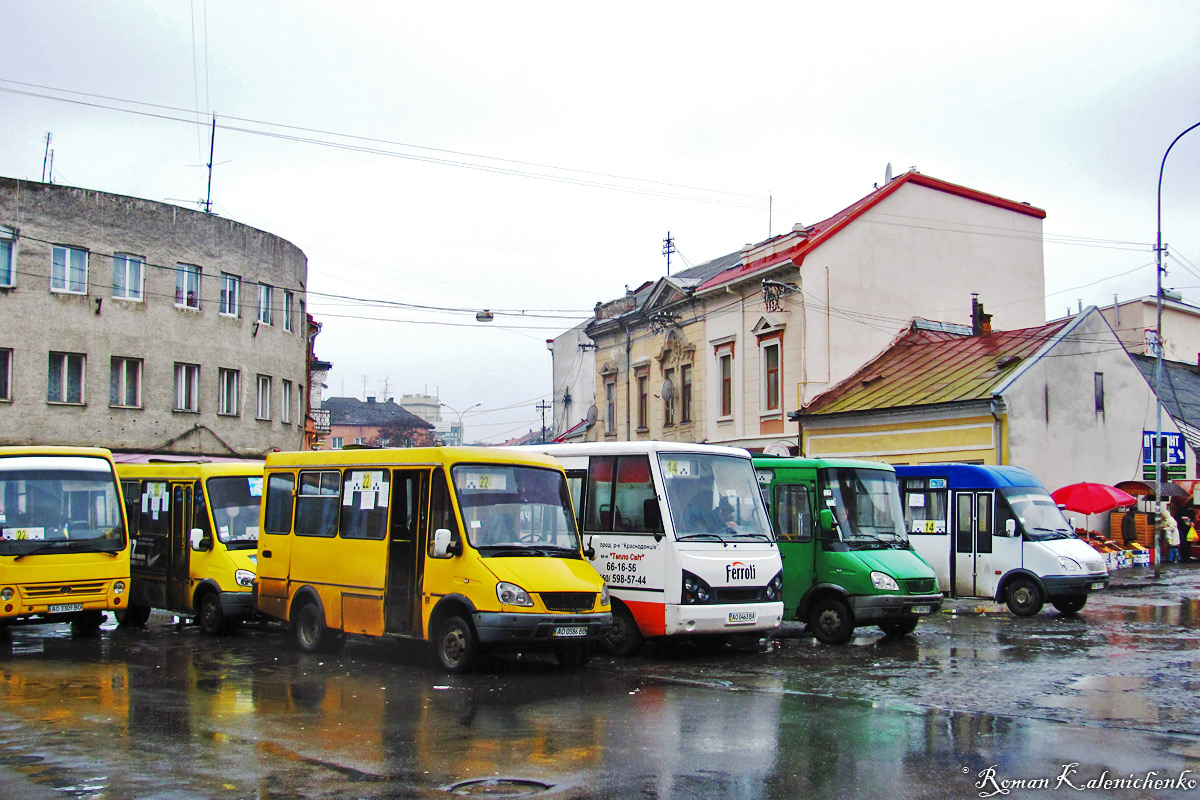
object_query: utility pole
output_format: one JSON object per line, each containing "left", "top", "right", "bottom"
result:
{"left": 662, "top": 232, "right": 675, "bottom": 277}
{"left": 535, "top": 400, "right": 552, "bottom": 443}
{"left": 204, "top": 115, "right": 216, "bottom": 214}
{"left": 42, "top": 133, "right": 52, "bottom": 183}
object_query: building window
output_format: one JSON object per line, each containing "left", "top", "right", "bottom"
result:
{"left": 283, "top": 290, "right": 295, "bottom": 333}
{"left": 1094, "top": 372, "right": 1104, "bottom": 414}
{"left": 762, "top": 339, "right": 781, "bottom": 412}
{"left": 219, "top": 272, "right": 241, "bottom": 316}
{"left": 281, "top": 379, "right": 293, "bottom": 423}
{"left": 258, "top": 283, "right": 273, "bottom": 325}
{"left": 1, "top": 227, "right": 16, "bottom": 287}
{"left": 51, "top": 245, "right": 88, "bottom": 294}
{"left": 257, "top": 375, "right": 272, "bottom": 420}
{"left": 680, "top": 363, "right": 693, "bottom": 424}
{"left": 0, "top": 348, "right": 11, "bottom": 401}
{"left": 110, "top": 357, "right": 142, "bottom": 408}
{"left": 636, "top": 373, "right": 648, "bottom": 431}
{"left": 604, "top": 375, "right": 617, "bottom": 434}
{"left": 218, "top": 368, "right": 240, "bottom": 416}
{"left": 48, "top": 352, "right": 85, "bottom": 404}
{"left": 663, "top": 368, "right": 675, "bottom": 427}
{"left": 175, "top": 363, "right": 200, "bottom": 411}
{"left": 176, "top": 263, "right": 201, "bottom": 309}
{"left": 332, "top": 436, "right": 344, "bottom": 449}
{"left": 112, "top": 254, "right": 144, "bottom": 301}
{"left": 354, "top": 437, "right": 365, "bottom": 446}
{"left": 719, "top": 352, "right": 733, "bottom": 417}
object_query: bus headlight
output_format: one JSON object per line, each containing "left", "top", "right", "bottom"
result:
{"left": 765, "top": 572, "right": 783, "bottom": 601}
{"left": 599, "top": 583, "right": 611, "bottom": 607}
{"left": 1058, "top": 557, "right": 1082, "bottom": 573}
{"left": 871, "top": 572, "right": 899, "bottom": 591}
{"left": 682, "top": 571, "right": 712, "bottom": 604}
{"left": 113, "top": 581, "right": 126, "bottom": 595}
{"left": 496, "top": 582, "right": 533, "bottom": 607}
{"left": 234, "top": 570, "right": 256, "bottom": 588}
{"left": 0, "top": 588, "right": 12, "bottom": 601}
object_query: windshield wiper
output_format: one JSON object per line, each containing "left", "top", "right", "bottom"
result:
{"left": 1030, "top": 527, "right": 1073, "bottom": 539}
{"left": 677, "top": 533, "right": 728, "bottom": 543}
{"left": 477, "top": 545, "right": 546, "bottom": 557}
{"left": 13, "top": 541, "right": 66, "bottom": 561}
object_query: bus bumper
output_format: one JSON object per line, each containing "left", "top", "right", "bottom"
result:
{"left": 218, "top": 590, "right": 256, "bottom": 619}
{"left": 665, "top": 601, "right": 784, "bottom": 636}
{"left": 472, "top": 611, "right": 612, "bottom": 646}
{"left": 848, "top": 593, "right": 944, "bottom": 623}
{"left": 1040, "top": 575, "right": 1108, "bottom": 597}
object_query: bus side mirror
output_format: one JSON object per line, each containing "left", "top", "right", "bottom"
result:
{"left": 584, "top": 536, "right": 596, "bottom": 560}
{"left": 189, "top": 528, "right": 211, "bottom": 552}
{"left": 433, "top": 528, "right": 458, "bottom": 558}
{"left": 818, "top": 509, "right": 835, "bottom": 534}
{"left": 1005, "top": 519, "right": 1017, "bottom": 536}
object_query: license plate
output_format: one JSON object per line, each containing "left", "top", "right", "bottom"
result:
{"left": 910, "top": 605, "right": 932, "bottom": 615}
{"left": 50, "top": 603, "right": 83, "bottom": 613}
{"left": 553, "top": 626, "right": 587, "bottom": 638}
{"left": 727, "top": 611, "right": 756, "bottom": 625}
{"left": 1091, "top": 582, "right": 1105, "bottom": 591}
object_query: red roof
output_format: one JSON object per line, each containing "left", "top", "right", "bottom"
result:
{"left": 799, "top": 318, "right": 1069, "bottom": 416}
{"left": 698, "top": 172, "right": 1046, "bottom": 292}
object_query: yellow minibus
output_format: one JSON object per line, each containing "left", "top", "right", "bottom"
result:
{"left": 256, "top": 447, "right": 611, "bottom": 672}
{"left": 0, "top": 446, "right": 130, "bottom": 635}
{"left": 116, "top": 461, "right": 264, "bottom": 635}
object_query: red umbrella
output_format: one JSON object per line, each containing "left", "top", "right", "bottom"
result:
{"left": 1051, "top": 482, "right": 1138, "bottom": 515}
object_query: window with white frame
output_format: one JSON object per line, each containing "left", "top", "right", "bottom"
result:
{"left": 281, "top": 379, "right": 293, "bottom": 423}
{"left": 218, "top": 368, "right": 240, "bottom": 415}
{"left": 175, "top": 363, "right": 200, "bottom": 411}
{"left": 48, "top": 352, "right": 85, "bottom": 404}
{"left": 175, "top": 263, "right": 201, "bottom": 308}
{"left": 0, "top": 348, "right": 11, "bottom": 401}
{"left": 258, "top": 283, "right": 273, "bottom": 325}
{"left": 110, "top": 356, "right": 142, "bottom": 408}
{"left": 112, "top": 254, "right": 144, "bottom": 300}
{"left": 219, "top": 272, "right": 241, "bottom": 316}
{"left": 283, "top": 290, "right": 295, "bottom": 332}
{"left": 0, "top": 227, "right": 15, "bottom": 287}
{"left": 257, "top": 374, "right": 271, "bottom": 420}
{"left": 332, "top": 436, "right": 344, "bottom": 449}
{"left": 604, "top": 374, "right": 617, "bottom": 434}
{"left": 761, "top": 338, "right": 781, "bottom": 413}
{"left": 51, "top": 245, "right": 88, "bottom": 294}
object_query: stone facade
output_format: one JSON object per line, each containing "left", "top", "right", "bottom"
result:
{"left": 0, "top": 177, "right": 309, "bottom": 457}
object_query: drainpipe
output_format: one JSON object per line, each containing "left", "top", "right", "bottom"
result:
{"left": 625, "top": 324, "right": 632, "bottom": 441}
{"left": 990, "top": 397, "right": 1004, "bottom": 465}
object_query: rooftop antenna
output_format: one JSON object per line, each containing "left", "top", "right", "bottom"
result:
{"left": 41, "top": 133, "right": 52, "bottom": 183}
{"left": 662, "top": 232, "right": 675, "bottom": 277}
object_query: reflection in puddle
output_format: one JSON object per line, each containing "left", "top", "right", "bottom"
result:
{"left": 1041, "top": 674, "right": 1177, "bottom": 725}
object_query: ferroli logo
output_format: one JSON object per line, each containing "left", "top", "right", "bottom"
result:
{"left": 726, "top": 562, "right": 756, "bottom": 582}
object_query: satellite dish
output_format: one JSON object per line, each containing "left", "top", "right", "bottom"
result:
{"left": 884, "top": 162, "right": 893, "bottom": 183}
{"left": 585, "top": 405, "right": 598, "bottom": 426}
{"left": 661, "top": 378, "right": 675, "bottom": 403}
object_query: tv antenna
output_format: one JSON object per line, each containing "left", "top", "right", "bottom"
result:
{"left": 662, "top": 232, "right": 675, "bottom": 276}
{"left": 42, "top": 133, "right": 52, "bottom": 183}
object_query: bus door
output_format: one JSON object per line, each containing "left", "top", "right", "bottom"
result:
{"left": 386, "top": 469, "right": 429, "bottom": 636}
{"left": 257, "top": 472, "right": 298, "bottom": 620}
{"left": 953, "top": 490, "right": 998, "bottom": 598}
{"left": 168, "top": 483, "right": 192, "bottom": 610}
{"left": 131, "top": 481, "right": 189, "bottom": 609}
{"left": 766, "top": 481, "right": 814, "bottom": 615}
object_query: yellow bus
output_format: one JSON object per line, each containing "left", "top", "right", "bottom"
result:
{"left": 116, "top": 461, "right": 263, "bottom": 635}
{"left": 256, "top": 446, "right": 611, "bottom": 672}
{"left": 0, "top": 446, "right": 130, "bottom": 635}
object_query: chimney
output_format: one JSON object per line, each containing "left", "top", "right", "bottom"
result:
{"left": 366, "top": 396, "right": 376, "bottom": 404}
{"left": 971, "top": 295, "right": 992, "bottom": 336}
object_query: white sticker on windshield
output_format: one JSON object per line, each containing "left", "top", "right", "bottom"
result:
{"left": 909, "top": 494, "right": 925, "bottom": 508}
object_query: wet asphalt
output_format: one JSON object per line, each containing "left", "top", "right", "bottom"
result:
{"left": 1, "top": 565, "right": 1199, "bottom": 799}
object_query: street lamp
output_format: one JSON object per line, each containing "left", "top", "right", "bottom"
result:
{"left": 1153, "top": 120, "right": 1200, "bottom": 578}
{"left": 441, "top": 401, "right": 482, "bottom": 446}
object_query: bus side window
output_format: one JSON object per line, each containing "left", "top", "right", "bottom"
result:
{"left": 584, "top": 456, "right": 615, "bottom": 532}
{"left": 340, "top": 470, "right": 389, "bottom": 540}
{"left": 121, "top": 480, "right": 140, "bottom": 536}
{"left": 775, "top": 484, "right": 811, "bottom": 542}
{"left": 613, "top": 456, "right": 659, "bottom": 533}
{"left": 428, "top": 469, "right": 460, "bottom": 558}
{"left": 295, "top": 471, "right": 340, "bottom": 537}
{"left": 264, "top": 473, "right": 295, "bottom": 535}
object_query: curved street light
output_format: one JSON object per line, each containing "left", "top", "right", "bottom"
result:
{"left": 441, "top": 401, "right": 482, "bottom": 446}
{"left": 1153, "top": 120, "right": 1200, "bottom": 577}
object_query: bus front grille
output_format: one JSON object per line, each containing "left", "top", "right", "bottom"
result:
{"left": 713, "top": 587, "right": 764, "bottom": 603}
{"left": 25, "top": 582, "right": 108, "bottom": 599}
{"left": 903, "top": 578, "right": 938, "bottom": 595}
{"left": 539, "top": 592, "right": 596, "bottom": 612}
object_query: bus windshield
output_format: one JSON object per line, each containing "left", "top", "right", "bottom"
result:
{"left": 819, "top": 467, "right": 908, "bottom": 547}
{"left": 452, "top": 464, "right": 582, "bottom": 556}
{"left": 206, "top": 475, "right": 263, "bottom": 549}
{"left": 0, "top": 456, "right": 126, "bottom": 557}
{"left": 999, "top": 487, "right": 1075, "bottom": 540}
{"left": 662, "top": 454, "right": 773, "bottom": 542}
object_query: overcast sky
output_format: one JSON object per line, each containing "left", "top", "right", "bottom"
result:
{"left": 2, "top": 1, "right": 1198, "bottom": 441}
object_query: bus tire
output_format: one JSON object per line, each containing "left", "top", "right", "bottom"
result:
{"left": 1052, "top": 595, "right": 1087, "bottom": 615}
{"left": 70, "top": 610, "right": 105, "bottom": 636}
{"left": 198, "top": 591, "right": 232, "bottom": 636}
{"left": 600, "top": 603, "right": 643, "bottom": 657}
{"left": 879, "top": 618, "right": 919, "bottom": 637}
{"left": 116, "top": 604, "right": 152, "bottom": 627}
{"left": 434, "top": 614, "right": 478, "bottom": 673}
{"left": 293, "top": 601, "right": 344, "bottom": 654}
{"left": 1005, "top": 577, "right": 1044, "bottom": 616}
{"left": 810, "top": 596, "right": 854, "bottom": 644}
{"left": 555, "top": 641, "right": 593, "bottom": 670}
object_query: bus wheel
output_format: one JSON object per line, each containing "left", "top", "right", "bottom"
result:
{"left": 70, "top": 610, "right": 105, "bottom": 636}
{"left": 1052, "top": 595, "right": 1087, "bottom": 615}
{"left": 600, "top": 603, "right": 643, "bottom": 657}
{"left": 435, "top": 615, "right": 478, "bottom": 673}
{"left": 1006, "top": 577, "right": 1044, "bottom": 617}
{"left": 294, "top": 602, "right": 344, "bottom": 654}
{"left": 810, "top": 597, "right": 854, "bottom": 644}
{"left": 879, "top": 618, "right": 919, "bottom": 637}
{"left": 555, "top": 641, "right": 593, "bottom": 670}
{"left": 116, "top": 604, "right": 152, "bottom": 627}
{"left": 198, "top": 592, "right": 232, "bottom": 636}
